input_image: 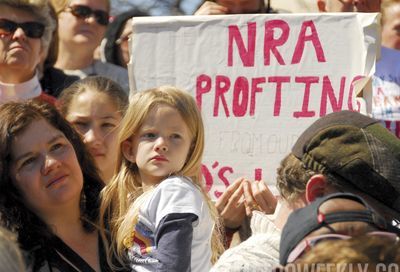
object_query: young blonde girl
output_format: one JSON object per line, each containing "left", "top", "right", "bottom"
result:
{"left": 100, "top": 86, "right": 224, "bottom": 271}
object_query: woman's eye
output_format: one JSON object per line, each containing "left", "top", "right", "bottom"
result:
{"left": 51, "top": 143, "right": 64, "bottom": 152}
{"left": 20, "top": 157, "right": 36, "bottom": 168}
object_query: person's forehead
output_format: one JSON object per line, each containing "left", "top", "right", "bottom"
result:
{"left": 11, "top": 119, "right": 62, "bottom": 156}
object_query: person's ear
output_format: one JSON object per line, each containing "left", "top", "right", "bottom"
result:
{"left": 317, "top": 0, "right": 327, "bottom": 12}
{"left": 305, "top": 174, "right": 328, "bottom": 203}
{"left": 121, "top": 139, "right": 136, "bottom": 163}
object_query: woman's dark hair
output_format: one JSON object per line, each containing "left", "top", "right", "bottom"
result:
{"left": 102, "top": 8, "right": 148, "bottom": 66}
{"left": 0, "top": 99, "right": 104, "bottom": 270}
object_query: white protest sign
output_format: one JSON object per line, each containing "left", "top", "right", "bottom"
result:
{"left": 129, "top": 13, "right": 380, "bottom": 198}
{"left": 372, "top": 46, "right": 400, "bottom": 137}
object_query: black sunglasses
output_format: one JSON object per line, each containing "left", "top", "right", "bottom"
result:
{"left": 0, "top": 19, "right": 45, "bottom": 39}
{"left": 67, "top": 5, "right": 109, "bottom": 26}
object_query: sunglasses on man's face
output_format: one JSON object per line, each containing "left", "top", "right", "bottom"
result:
{"left": 0, "top": 19, "right": 45, "bottom": 39}
{"left": 67, "top": 5, "right": 109, "bottom": 26}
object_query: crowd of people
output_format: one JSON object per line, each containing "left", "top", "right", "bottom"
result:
{"left": 0, "top": 0, "right": 400, "bottom": 271}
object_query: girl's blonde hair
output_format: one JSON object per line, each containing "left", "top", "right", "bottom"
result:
{"left": 100, "top": 86, "right": 224, "bottom": 269}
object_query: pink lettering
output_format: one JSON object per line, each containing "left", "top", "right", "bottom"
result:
{"left": 201, "top": 164, "right": 213, "bottom": 193}
{"left": 348, "top": 76, "right": 364, "bottom": 112}
{"left": 217, "top": 166, "right": 234, "bottom": 198}
{"left": 320, "top": 76, "right": 345, "bottom": 116}
{"left": 228, "top": 22, "right": 257, "bottom": 67}
{"left": 196, "top": 74, "right": 212, "bottom": 110}
{"left": 255, "top": 168, "right": 262, "bottom": 181}
{"left": 292, "top": 20, "right": 326, "bottom": 64}
{"left": 268, "top": 76, "right": 290, "bottom": 116}
{"left": 250, "top": 77, "right": 266, "bottom": 116}
{"left": 264, "top": 20, "right": 289, "bottom": 66}
{"left": 377, "top": 87, "right": 385, "bottom": 96}
{"left": 214, "top": 75, "right": 231, "bottom": 117}
{"left": 232, "top": 77, "right": 249, "bottom": 117}
{"left": 293, "top": 76, "right": 319, "bottom": 118}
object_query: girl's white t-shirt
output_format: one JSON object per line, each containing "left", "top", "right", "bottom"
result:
{"left": 128, "top": 176, "right": 213, "bottom": 272}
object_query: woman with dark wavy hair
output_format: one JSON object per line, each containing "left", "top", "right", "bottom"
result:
{"left": 0, "top": 99, "right": 110, "bottom": 271}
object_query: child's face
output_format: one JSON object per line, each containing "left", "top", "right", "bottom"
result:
{"left": 123, "top": 104, "right": 193, "bottom": 188}
{"left": 66, "top": 89, "right": 122, "bottom": 183}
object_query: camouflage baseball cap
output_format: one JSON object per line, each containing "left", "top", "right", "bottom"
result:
{"left": 292, "top": 110, "right": 400, "bottom": 214}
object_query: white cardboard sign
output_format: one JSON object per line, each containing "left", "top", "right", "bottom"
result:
{"left": 129, "top": 13, "right": 380, "bottom": 198}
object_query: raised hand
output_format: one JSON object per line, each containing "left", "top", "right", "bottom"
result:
{"left": 216, "top": 177, "right": 246, "bottom": 229}
{"left": 243, "top": 179, "right": 277, "bottom": 216}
